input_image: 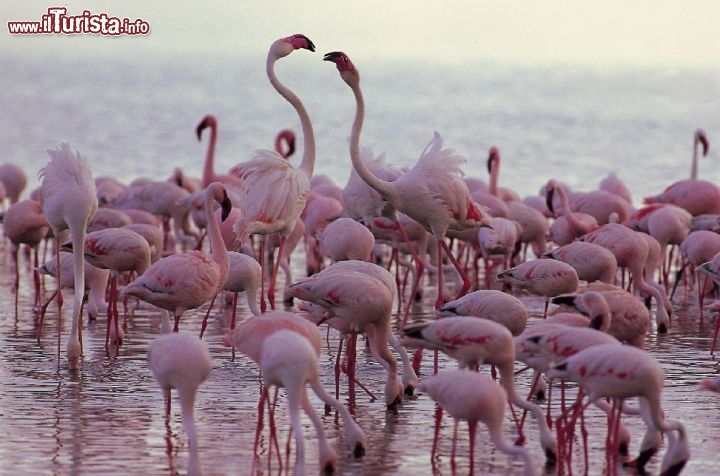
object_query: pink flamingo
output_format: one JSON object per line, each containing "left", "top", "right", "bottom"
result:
{"left": 148, "top": 332, "right": 212, "bottom": 476}
{"left": 580, "top": 223, "right": 671, "bottom": 332}
{"left": 195, "top": 114, "right": 244, "bottom": 189}
{"left": 124, "top": 223, "right": 164, "bottom": 264}
{"left": 676, "top": 229, "right": 720, "bottom": 302}
{"left": 112, "top": 179, "right": 194, "bottom": 254}
{"left": 644, "top": 129, "right": 719, "bottom": 216}
{"left": 220, "top": 251, "right": 262, "bottom": 361}
{"left": 87, "top": 207, "right": 132, "bottom": 232}
{"left": 514, "top": 305, "right": 626, "bottom": 468}
{"left": 300, "top": 193, "right": 343, "bottom": 275}
{"left": 497, "top": 259, "right": 580, "bottom": 318}
{"left": 223, "top": 311, "right": 366, "bottom": 475}
{"left": 403, "top": 316, "right": 557, "bottom": 466}
{"left": 0, "top": 162, "right": 28, "bottom": 205}
{"left": 2, "top": 199, "right": 49, "bottom": 310}
{"left": 324, "top": 51, "right": 491, "bottom": 309}
{"left": 68, "top": 227, "right": 151, "bottom": 347}
{"left": 477, "top": 216, "right": 522, "bottom": 287}
{"left": 566, "top": 188, "right": 633, "bottom": 225}
{"left": 40, "top": 143, "right": 98, "bottom": 370}
{"left": 317, "top": 216, "right": 375, "bottom": 263}
{"left": 553, "top": 282, "right": 651, "bottom": 348}
{"left": 548, "top": 343, "right": 690, "bottom": 475}
{"left": 486, "top": 147, "right": 522, "bottom": 202}
{"left": 598, "top": 171, "right": 633, "bottom": 205}
{"left": 545, "top": 179, "right": 598, "bottom": 246}
{"left": 625, "top": 204, "right": 692, "bottom": 291}
{"left": 287, "top": 260, "right": 419, "bottom": 408}
{"left": 690, "top": 128, "right": 710, "bottom": 179}
{"left": 122, "top": 182, "right": 231, "bottom": 332}
{"left": 697, "top": 252, "right": 720, "bottom": 352}
{"left": 486, "top": 149, "right": 546, "bottom": 259}
{"left": 468, "top": 148, "right": 510, "bottom": 218}
{"left": 229, "top": 34, "right": 316, "bottom": 312}
{"left": 37, "top": 251, "right": 109, "bottom": 324}
{"left": 419, "top": 370, "right": 538, "bottom": 476}
{"left": 542, "top": 241, "right": 618, "bottom": 284}
{"left": 438, "top": 289, "right": 528, "bottom": 336}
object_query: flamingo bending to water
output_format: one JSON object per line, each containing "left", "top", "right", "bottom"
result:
{"left": 419, "top": 370, "right": 538, "bottom": 476}
{"left": 148, "top": 332, "right": 211, "bottom": 476}
{"left": 548, "top": 343, "right": 690, "bottom": 475}
{"left": 223, "top": 311, "right": 366, "bottom": 475}
{"left": 40, "top": 143, "right": 98, "bottom": 370}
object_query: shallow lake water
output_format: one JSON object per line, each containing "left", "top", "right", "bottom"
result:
{"left": 1, "top": 241, "right": 719, "bottom": 476}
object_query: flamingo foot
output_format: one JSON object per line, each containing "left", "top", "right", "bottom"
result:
{"left": 624, "top": 447, "right": 657, "bottom": 472}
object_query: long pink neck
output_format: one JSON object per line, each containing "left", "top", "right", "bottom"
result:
{"left": 348, "top": 77, "right": 393, "bottom": 200}
{"left": 202, "top": 122, "right": 218, "bottom": 188}
{"left": 691, "top": 134, "right": 700, "bottom": 180}
{"left": 266, "top": 54, "right": 315, "bottom": 178}
{"left": 555, "top": 185, "right": 585, "bottom": 230}
{"left": 205, "top": 186, "right": 229, "bottom": 288}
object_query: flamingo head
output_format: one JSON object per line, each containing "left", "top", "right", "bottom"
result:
{"left": 486, "top": 146, "right": 500, "bottom": 173}
{"left": 695, "top": 128, "right": 709, "bottom": 156}
{"left": 275, "top": 129, "right": 296, "bottom": 158}
{"left": 272, "top": 34, "right": 315, "bottom": 59}
{"left": 324, "top": 51, "right": 359, "bottom": 87}
{"left": 195, "top": 114, "right": 217, "bottom": 141}
{"left": 545, "top": 181, "right": 558, "bottom": 214}
{"left": 219, "top": 188, "right": 232, "bottom": 222}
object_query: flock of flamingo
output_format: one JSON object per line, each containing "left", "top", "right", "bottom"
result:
{"left": 3, "top": 33, "right": 720, "bottom": 475}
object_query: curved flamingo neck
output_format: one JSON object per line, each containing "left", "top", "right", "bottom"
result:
{"left": 348, "top": 76, "right": 394, "bottom": 200}
{"left": 202, "top": 121, "right": 218, "bottom": 188}
{"left": 266, "top": 54, "right": 315, "bottom": 178}
{"left": 205, "top": 185, "right": 229, "bottom": 286}
{"left": 555, "top": 184, "right": 588, "bottom": 230}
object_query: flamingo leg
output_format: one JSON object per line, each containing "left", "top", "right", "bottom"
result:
{"left": 199, "top": 293, "right": 218, "bottom": 339}
{"left": 450, "top": 419, "right": 458, "bottom": 473}
{"left": 230, "top": 292, "right": 237, "bottom": 361}
{"left": 468, "top": 420, "right": 477, "bottom": 476}
{"left": 258, "top": 237, "right": 267, "bottom": 313}
{"left": 440, "top": 239, "right": 472, "bottom": 300}
{"left": 431, "top": 405, "right": 443, "bottom": 460}
{"left": 267, "top": 236, "right": 286, "bottom": 310}
{"left": 395, "top": 221, "right": 424, "bottom": 330}
{"left": 435, "top": 240, "right": 446, "bottom": 309}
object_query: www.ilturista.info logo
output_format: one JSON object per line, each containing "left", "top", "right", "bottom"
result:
{"left": 8, "top": 7, "right": 150, "bottom": 36}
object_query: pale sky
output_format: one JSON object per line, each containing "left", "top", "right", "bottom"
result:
{"left": 2, "top": 0, "right": 719, "bottom": 68}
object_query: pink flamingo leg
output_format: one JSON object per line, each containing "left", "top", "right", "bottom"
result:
{"left": 431, "top": 405, "right": 443, "bottom": 460}
{"left": 199, "top": 293, "right": 218, "bottom": 339}
{"left": 258, "top": 238, "right": 267, "bottom": 313}
{"left": 267, "top": 236, "right": 286, "bottom": 310}
{"left": 441, "top": 239, "right": 472, "bottom": 300}
{"left": 468, "top": 420, "right": 477, "bottom": 475}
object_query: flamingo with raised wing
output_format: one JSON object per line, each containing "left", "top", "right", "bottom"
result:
{"left": 324, "top": 51, "right": 491, "bottom": 309}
